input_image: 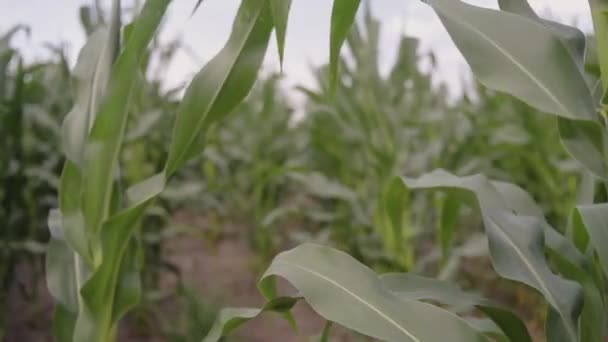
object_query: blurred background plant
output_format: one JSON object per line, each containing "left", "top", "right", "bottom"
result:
{"left": 1, "top": 1, "right": 585, "bottom": 340}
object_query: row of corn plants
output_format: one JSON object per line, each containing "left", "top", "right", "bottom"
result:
{"left": 204, "top": 0, "right": 608, "bottom": 341}
{"left": 38, "top": 0, "right": 608, "bottom": 340}
{"left": 285, "top": 5, "right": 578, "bottom": 274}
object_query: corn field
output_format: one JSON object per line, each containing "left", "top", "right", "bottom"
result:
{"left": 2, "top": 0, "right": 608, "bottom": 341}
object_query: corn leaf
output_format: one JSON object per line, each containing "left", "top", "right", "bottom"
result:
{"left": 258, "top": 244, "right": 488, "bottom": 342}
{"left": 270, "top": 0, "right": 292, "bottom": 69}
{"left": 165, "top": 0, "right": 274, "bottom": 175}
{"left": 402, "top": 170, "right": 585, "bottom": 341}
{"left": 425, "top": 0, "right": 596, "bottom": 120}
{"left": 558, "top": 118, "right": 608, "bottom": 180}
{"left": 380, "top": 273, "right": 532, "bottom": 342}
{"left": 577, "top": 203, "right": 608, "bottom": 277}
{"left": 329, "top": 0, "right": 360, "bottom": 93}
{"left": 201, "top": 297, "right": 298, "bottom": 342}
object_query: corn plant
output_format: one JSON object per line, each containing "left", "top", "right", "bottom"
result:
{"left": 1, "top": 26, "right": 73, "bottom": 337}
{"left": 207, "top": 0, "right": 608, "bottom": 341}
{"left": 45, "top": 0, "right": 290, "bottom": 340}
{"left": 288, "top": 5, "right": 578, "bottom": 272}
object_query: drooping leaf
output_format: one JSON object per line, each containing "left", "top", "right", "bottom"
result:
{"left": 329, "top": 0, "right": 361, "bottom": 93}
{"left": 497, "top": 0, "right": 586, "bottom": 63}
{"left": 484, "top": 211, "right": 582, "bottom": 342}
{"left": 402, "top": 170, "right": 584, "bottom": 340}
{"left": 380, "top": 273, "right": 532, "bottom": 342}
{"left": 425, "top": 0, "right": 596, "bottom": 120}
{"left": 165, "top": 0, "right": 274, "bottom": 175}
{"left": 259, "top": 244, "right": 488, "bottom": 342}
{"left": 401, "top": 170, "right": 586, "bottom": 267}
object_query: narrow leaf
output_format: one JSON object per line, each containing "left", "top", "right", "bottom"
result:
{"left": 329, "top": 0, "right": 361, "bottom": 93}
{"left": 270, "top": 0, "right": 292, "bottom": 69}
{"left": 165, "top": 0, "right": 274, "bottom": 175}
{"left": 202, "top": 297, "right": 298, "bottom": 342}
{"left": 83, "top": 0, "right": 169, "bottom": 236}
{"left": 577, "top": 203, "right": 608, "bottom": 276}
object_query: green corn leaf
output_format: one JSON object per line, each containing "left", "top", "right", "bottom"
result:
{"left": 52, "top": 304, "right": 77, "bottom": 342}
{"left": 329, "top": 0, "right": 360, "bottom": 94}
{"left": 439, "top": 194, "right": 461, "bottom": 265}
{"left": 75, "top": 172, "right": 165, "bottom": 341}
{"left": 165, "top": 0, "right": 274, "bottom": 176}
{"left": 380, "top": 273, "right": 532, "bottom": 342}
{"left": 58, "top": 163, "right": 92, "bottom": 265}
{"left": 402, "top": 170, "right": 586, "bottom": 266}
{"left": 319, "top": 321, "right": 333, "bottom": 342}
{"left": 205, "top": 244, "right": 489, "bottom": 341}
{"left": 497, "top": 0, "right": 586, "bottom": 63}
{"left": 374, "top": 177, "right": 409, "bottom": 266}
{"left": 270, "top": 0, "right": 292, "bottom": 69}
{"left": 558, "top": 118, "right": 608, "bottom": 180}
{"left": 424, "top": 0, "right": 596, "bottom": 120}
{"left": 46, "top": 210, "right": 79, "bottom": 314}
{"left": 201, "top": 297, "right": 299, "bottom": 342}
{"left": 547, "top": 246, "right": 606, "bottom": 342}
{"left": 402, "top": 170, "right": 585, "bottom": 341}
{"left": 61, "top": 22, "right": 119, "bottom": 166}
{"left": 258, "top": 243, "right": 488, "bottom": 342}
{"left": 74, "top": 202, "right": 149, "bottom": 341}
{"left": 485, "top": 211, "right": 582, "bottom": 342}
{"left": 588, "top": 0, "right": 608, "bottom": 87}
{"left": 82, "top": 0, "right": 168, "bottom": 237}
{"left": 577, "top": 203, "right": 608, "bottom": 277}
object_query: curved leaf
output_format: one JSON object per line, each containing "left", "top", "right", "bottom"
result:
{"left": 485, "top": 211, "right": 582, "bottom": 342}
{"left": 259, "top": 244, "right": 488, "bottom": 342}
{"left": 425, "top": 0, "right": 596, "bottom": 120}
{"left": 402, "top": 170, "right": 584, "bottom": 341}
{"left": 497, "top": 0, "right": 586, "bottom": 63}
{"left": 165, "top": 0, "right": 274, "bottom": 175}
{"left": 380, "top": 273, "right": 532, "bottom": 342}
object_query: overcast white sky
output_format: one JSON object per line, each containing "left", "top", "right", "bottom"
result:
{"left": 1, "top": 0, "right": 594, "bottom": 98}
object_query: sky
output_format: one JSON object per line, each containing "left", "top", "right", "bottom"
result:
{"left": 1, "top": 0, "right": 595, "bottom": 99}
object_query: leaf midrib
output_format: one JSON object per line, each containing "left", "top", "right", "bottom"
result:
{"left": 434, "top": 2, "right": 572, "bottom": 117}
{"left": 276, "top": 259, "right": 421, "bottom": 342}
{"left": 488, "top": 216, "right": 577, "bottom": 341}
